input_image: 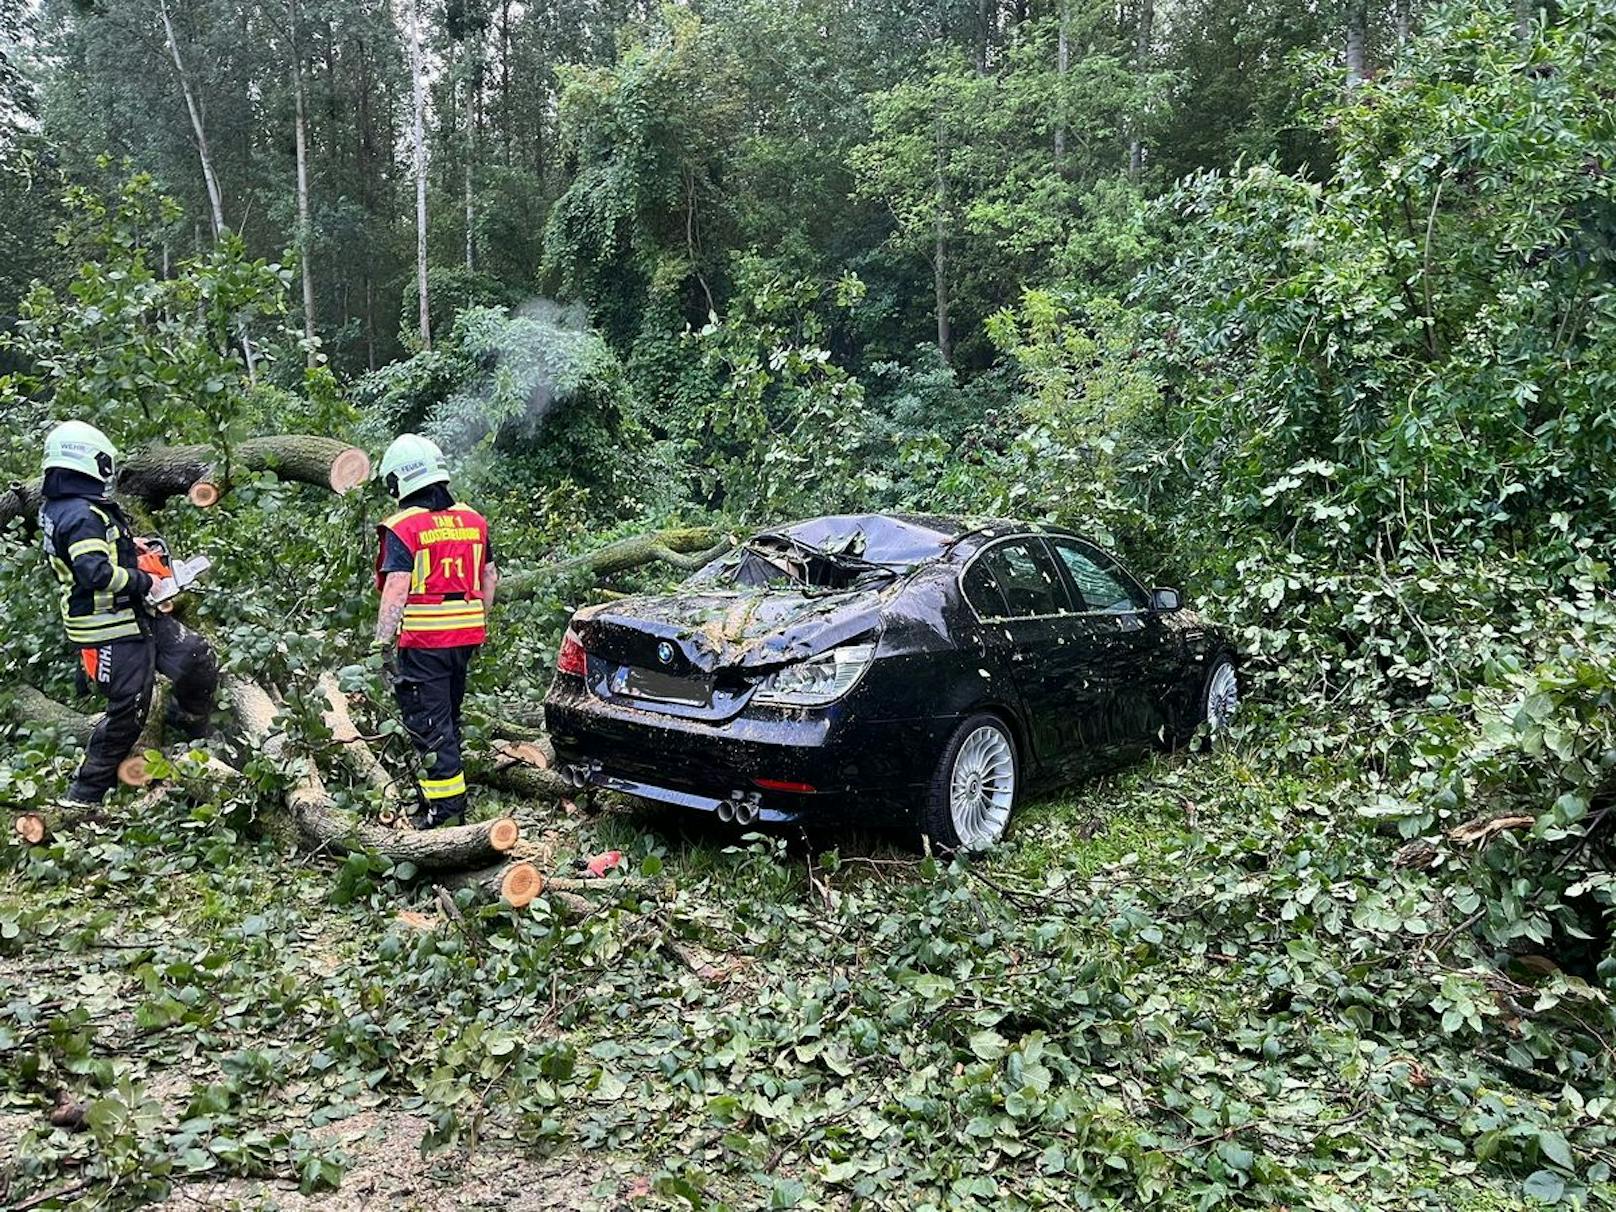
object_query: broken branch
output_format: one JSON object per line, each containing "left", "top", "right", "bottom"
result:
{"left": 227, "top": 677, "right": 521, "bottom": 871}
{"left": 499, "top": 526, "right": 731, "bottom": 600}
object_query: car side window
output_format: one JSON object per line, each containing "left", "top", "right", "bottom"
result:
{"left": 1050, "top": 541, "right": 1145, "bottom": 614}
{"left": 962, "top": 559, "right": 1009, "bottom": 618}
{"left": 970, "top": 541, "right": 1072, "bottom": 618}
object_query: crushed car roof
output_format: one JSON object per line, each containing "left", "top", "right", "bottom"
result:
{"left": 759, "top": 513, "right": 1022, "bottom": 566}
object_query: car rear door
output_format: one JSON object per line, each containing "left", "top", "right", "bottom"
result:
{"left": 1046, "top": 538, "right": 1178, "bottom": 748}
{"left": 962, "top": 537, "right": 1099, "bottom": 779}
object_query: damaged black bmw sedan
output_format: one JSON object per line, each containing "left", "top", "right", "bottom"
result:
{"left": 544, "top": 514, "right": 1237, "bottom": 850}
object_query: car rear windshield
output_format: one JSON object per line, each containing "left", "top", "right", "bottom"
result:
{"left": 689, "top": 515, "right": 957, "bottom": 591}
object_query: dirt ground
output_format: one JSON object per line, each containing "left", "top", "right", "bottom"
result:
{"left": 146, "top": 1112, "right": 647, "bottom": 1211}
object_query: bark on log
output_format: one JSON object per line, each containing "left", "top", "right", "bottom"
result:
{"left": 227, "top": 677, "right": 519, "bottom": 870}
{"left": 6, "top": 685, "right": 99, "bottom": 744}
{"left": 118, "top": 436, "right": 371, "bottom": 508}
{"left": 499, "top": 527, "right": 732, "bottom": 601}
{"left": 478, "top": 753, "right": 571, "bottom": 800}
{"left": 3, "top": 437, "right": 370, "bottom": 533}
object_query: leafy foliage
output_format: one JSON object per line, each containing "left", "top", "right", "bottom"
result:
{"left": 1, "top": 0, "right": 1615, "bottom": 1208}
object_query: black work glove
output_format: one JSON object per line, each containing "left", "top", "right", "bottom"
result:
{"left": 367, "top": 638, "right": 399, "bottom": 687}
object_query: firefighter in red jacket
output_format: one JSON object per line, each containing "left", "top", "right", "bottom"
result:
{"left": 372, "top": 435, "right": 498, "bottom": 829}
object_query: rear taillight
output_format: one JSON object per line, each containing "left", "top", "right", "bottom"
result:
{"left": 556, "top": 628, "right": 587, "bottom": 676}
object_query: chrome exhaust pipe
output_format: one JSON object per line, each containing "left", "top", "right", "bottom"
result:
{"left": 715, "top": 800, "right": 736, "bottom": 823}
{"left": 733, "top": 801, "right": 756, "bottom": 826}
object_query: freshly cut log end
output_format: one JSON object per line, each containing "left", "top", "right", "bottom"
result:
{"left": 14, "top": 812, "right": 47, "bottom": 845}
{"left": 117, "top": 754, "right": 152, "bottom": 788}
{"left": 501, "top": 862, "right": 544, "bottom": 909}
{"left": 187, "top": 481, "right": 222, "bottom": 508}
{"left": 487, "top": 817, "right": 521, "bottom": 852}
{"left": 327, "top": 447, "right": 372, "bottom": 494}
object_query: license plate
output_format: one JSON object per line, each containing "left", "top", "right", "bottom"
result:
{"left": 615, "top": 666, "right": 711, "bottom": 706}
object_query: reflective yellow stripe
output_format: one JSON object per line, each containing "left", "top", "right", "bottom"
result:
{"left": 411, "top": 548, "right": 430, "bottom": 593}
{"left": 66, "top": 614, "right": 142, "bottom": 642}
{"left": 107, "top": 564, "right": 130, "bottom": 592}
{"left": 419, "top": 773, "right": 466, "bottom": 800}
{"left": 402, "top": 600, "right": 485, "bottom": 632}
{"left": 68, "top": 538, "right": 110, "bottom": 560}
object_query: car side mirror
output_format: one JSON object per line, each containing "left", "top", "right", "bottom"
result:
{"left": 1151, "top": 586, "right": 1182, "bottom": 612}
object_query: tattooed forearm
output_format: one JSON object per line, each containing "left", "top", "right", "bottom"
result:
{"left": 374, "top": 573, "right": 411, "bottom": 646}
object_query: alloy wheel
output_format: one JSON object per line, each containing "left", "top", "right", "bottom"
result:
{"left": 1206, "top": 660, "right": 1239, "bottom": 730}
{"left": 949, "top": 723, "right": 1016, "bottom": 850}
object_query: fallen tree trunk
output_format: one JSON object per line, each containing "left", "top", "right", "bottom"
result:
{"left": 227, "top": 677, "right": 520, "bottom": 871}
{"left": 499, "top": 526, "right": 731, "bottom": 601}
{"left": 1, "top": 436, "right": 371, "bottom": 528}
{"left": 6, "top": 685, "right": 98, "bottom": 744}
{"left": 119, "top": 435, "right": 371, "bottom": 508}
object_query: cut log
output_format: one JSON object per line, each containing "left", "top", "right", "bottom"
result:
{"left": 3, "top": 437, "right": 372, "bottom": 538}
{"left": 119, "top": 435, "right": 372, "bottom": 508}
{"left": 489, "top": 738, "right": 550, "bottom": 770}
{"left": 14, "top": 812, "right": 47, "bottom": 845}
{"left": 228, "top": 677, "right": 519, "bottom": 871}
{"left": 499, "top": 526, "right": 732, "bottom": 601}
{"left": 439, "top": 860, "right": 543, "bottom": 907}
{"left": 487, "top": 818, "right": 521, "bottom": 851}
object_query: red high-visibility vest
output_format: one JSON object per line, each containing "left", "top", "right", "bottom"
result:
{"left": 376, "top": 503, "right": 491, "bottom": 649}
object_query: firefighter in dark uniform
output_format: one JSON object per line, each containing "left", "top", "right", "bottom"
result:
{"left": 38, "top": 421, "right": 218, "bottom": 809}
{"left": 372, "top": 434, "right": 498, "bottom": 829}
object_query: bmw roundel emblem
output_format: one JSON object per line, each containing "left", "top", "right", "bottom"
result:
{"left": 656, "top": 641, "right": 676, "bottom": 666}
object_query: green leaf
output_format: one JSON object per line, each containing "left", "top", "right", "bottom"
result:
{"left": 969, "top": 1029, "right": 1007, "bottom": 1061}
{"left": 1523, "top": 1170, "right": 1566, "bottom": 1204}
{"left": 1538, "top": 1130, "right": 1573, "bottom": 1170}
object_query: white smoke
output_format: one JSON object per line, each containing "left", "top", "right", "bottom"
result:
{"left": 423, "top": 298, "right": 609, "bottom": 467}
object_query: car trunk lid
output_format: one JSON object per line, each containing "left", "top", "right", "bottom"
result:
{"left": 569, "top": 587, "right": 890, "bottom": 719}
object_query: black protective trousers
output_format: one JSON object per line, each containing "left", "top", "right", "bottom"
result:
{"left": 70, "top": 613, "right": 219, "bottom": 803}
{"left": 393, "top": 645, "right": 475, "bottom": 826}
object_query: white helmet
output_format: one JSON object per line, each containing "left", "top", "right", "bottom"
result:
{"left": 43, "top": 420, "right": 117, "bottom": 484}
{"left": 380, "top": 433, "right": 450, "bottom": 499}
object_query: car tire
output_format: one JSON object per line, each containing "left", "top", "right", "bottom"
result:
{"left": 1200, "top": 653, "right": 1239, "bottom": 734}
{"left": 919, "top": 712, "right": 1019, "bottom": 853}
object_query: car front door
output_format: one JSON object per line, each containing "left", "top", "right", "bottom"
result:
{"left": 962, "top": 537, "right": 1100, "bottom": 780}
{"left": 1047, "top": 538, "right": 1178, "bottom": 749}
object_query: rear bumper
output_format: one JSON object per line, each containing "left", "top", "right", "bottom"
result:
{"left": 543, "top": 676, "right": 947, "bottom": 825}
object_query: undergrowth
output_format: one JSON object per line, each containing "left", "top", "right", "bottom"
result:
{"left": 2, "top": 713, "right": 1611, "bottom": 1210}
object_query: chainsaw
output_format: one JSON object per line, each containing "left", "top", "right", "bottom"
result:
{"left": 136, "top": 537, "right": 211, "bottom": 613}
